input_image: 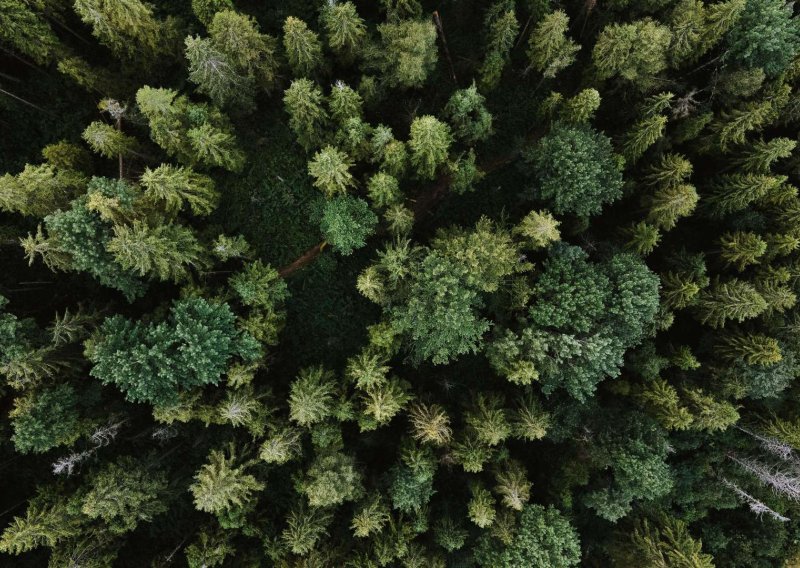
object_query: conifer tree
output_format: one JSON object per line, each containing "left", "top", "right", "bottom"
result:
{"left": 190, "top": 448, "right": 263, "bottom": 516}
{"left": 308, "top": 146, "right": 356, "bottom": 197}
{"left": 592, "top": 19, "right": 672, "bottom": 86}
{"left": 284, "top": 79, "right": 329, "bottom": 151}
{"left": 373, "top": 20, "right": 438, "bottom": 88}
{"left": 525, "top": 10, "right": 580, "bottom": 79}
{"left": 321, "top": 1, "right": 367, "bottom": 60}
{"left": 283, "top": 16, "right": 323, "bottom": 77}
{"left": 408, "top": 116, "right": 453, "bottom": 180}
{"left": 140, "top": 164, "right": 218, "bottom": 216}
{"left": 479, "top": 1, "right": 519, "bottom": 90}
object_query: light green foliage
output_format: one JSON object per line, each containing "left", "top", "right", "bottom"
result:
{"left": 374, "top": 20, "right": 438, "bottom": 88}
{"left": 87, "top": 298, "right": 258, "bottom": 405}
{"left": 389, "top": 445, "right": 437, "bottom": 512}
{"left": 561, "top": 89, "right": 601, "bottom": 124}
{"left": 0, "top": 163, "right": 85, "bottom": 217}
{"left": 283, "top": 16, "right": 323, "bottom": 76}
{"left": 444, "top": 84, "right": 493, "bottom": 144}
{"left": 136, "top": 86, "right": 245, "bottom": 171}
{"left": 612, "top": 516, "right": 715, "bottom": 567}
{"left": 0, "top": 495, "right": 79, "bottom": 555}
{"left": 284, "top": 79, "right": 329, "bottom": 151}
{"left": 716, "top": 332, "right": 782, "bottom": 366}
{"left": 10, "top": 384, "right": 81, "bottom": 453}
{"left": 140, "top": 164, "right": 218, "bottom": 216}
{"left": 623, "top": 221, "right": 661, "bottom": 256}
{"left": 308, "top": 146, "right": 356, "bottom": 197}
{"left": 623, "top": 114, "right": 668, "bottom": 162}
{"left": 185, "top": 36, "right": 246, "bottom": 108}
{"left": 185, "top": 530, "right": 233, "bottom": 568}
{"left": 725, "top": 0, "right": 800, "bottom": 77}
{"left": 644, "top": 154, "right": 698, "bottom": 230}
{"left": 321, "top": 1, "right": 367, "bottom": 59}
{"left": 593, "top": 19, "right": 672, "bottom": 85}
{"left": 107, "top": 221, "right": 205, "bottom": 282}
{"left": 81, "top": 457, "right": 167, "bottom": 534}
{"left": 367, "top": 172, "right": 402, "bottom": 208}
{"left": 299, "top": 451, "right": 364, "bottom": 508}
{"left": 695, "top": 278, "right": 768, "bottom": 328}
{"left": 514, "top": 210, "right": 560, "bottom": 249}
{"left": 526, "top": 123, "right": 623, "bottom": 216}
{"left": 526, "top": 10, "right": 580, "bottom": 79}
{"left": 208, "top": 10, "right": 279, "bottom": 90}
{"left": 0, "top": 0, "right": 59, "bottom": 64}
{"left": 82, "top": 121, "right": 138, "bottom": 159}
{"left": 474, "top": 504, "right": 581, "bottom": 567}
{"left": 733, "top": 137, "right": 797, "bottom": 173}
{"left": 409, "top": 116, "right": 453, "bottom": 180}
{"left": 73, "top": 0, "right": 177, "bottom": 60}
{"left": 351, "top": 496, "right": 390, "bottom": 537}
{"left": 230, "top": 260, "right": 289, "bottom": 309}
{"left": 329, "top": 82, "right": 363, "bottom": 125}
{"left": 468, "top": 485, "right": 496, "bottom": 528}
{"left": 190, "top": 449, "right": 263, "bottom": 515}
{"left": 281, "top": 507, "right": 332, "bottom": 555}
{"left": 479, "top": 1, "right": 519, "bottom": 90}
{"left": 289, "top": 366, "right": 338, "bottom": 427}
{"left": 320, "top": 195, "right": 378, "bottom": 255}
{"left": 719, "top": 231, "right": 767, "bottom": 270}
{"left": 191, "top": 0, "right": 233, "bottom": 25}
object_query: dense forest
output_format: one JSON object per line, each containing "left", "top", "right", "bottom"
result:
{"left": 2, "top": 0, "right": 800, "bottom": 565}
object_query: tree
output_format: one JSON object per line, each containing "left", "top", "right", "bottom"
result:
{"left": 695, "top": 278, "right": 768, "bottom": 328}
{"left": 81, "top": 457, "right": 168, "bottom": 534}
{"left": 10, "top": 384, "right": 81, "bottom": 454}
{"left": 719, "top": 231, "right": 767, "bottom": 270}
{"left": 299, "top": 451, "right": 364, "bottom": 508}
{"left": 390, "top": 252, "right": 490, "bottom": 365}
{"left": 73, "top": 0, "right": 177, "bottom": 61}
{"left": 526, "top": 11, "right": 580, "bottom": 79}
{"left": 283, "top": 17, "right": 323, "bottom": 76}
{"left": 474, "top": 504, "right": 581, "bottom": 567}
{"left": 140, "top": 164, "right": 218, "bottom": 216}
{"left": 190, "top": 448, "right": 263, "bottom": 516}
{"left": 479, "top": 1, "right": 519, "bottom": 90}
{"left": 308, "top": 146, "right": 356, "bottom": 197}
{"left": 319, "top": 196, "right": 378, "bottom": 255}
{"left": 289, "top": 366, "right": 338, "bottom": 427}
{"left": 373, "top": 20, "right": 438, "bottom": 88}
{"left": 321, "top": 1, "right": 367, "bottom": 60}
{"left": 725, "top": 0, "right": 800, "bottom": 77}
{"left": 444, "top": 84, "right": 493, "bottom": 144}
{"left": 525, "top": 123, "right": 624, "bottom": 217}
{"left": 208, "top": 10, "right": 280, "bottom": 91}
{"left": 592, "top": 19, "right": 672, "bottom": 86}
{"left": 409, "top": 116, "right": 452, "bottom": 180}
{"left": 185, "top": 36, "right": 250, "bottom": 108}
{"left": 284, "top": 79, "right": 329, "bottom": 150}
{"left": 0, "top": 163, "right": 85, "bottom": 217}
{"left": 191, "top": 0, "right": 233, "bottom": 25}
{"left": 611, "top": 516, "right": 715, "bottom": 567}
{"left": 86, "top": 298, "right": 259, "bottom": 406}
{"left": 0, "top": 1, "right": 60, "bottom": 64}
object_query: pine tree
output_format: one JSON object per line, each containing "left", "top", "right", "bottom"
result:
{"left": 719, "top": 231, "right": 767, "bottom": 270}
{"left": 732, "top": 137, "right": 797, "bottom": 173}
{"left": 107, "top": 221, "right": 205, "bottom": 282}
{"left": 373, "top": 20, "right": 438, "bottom": 88}
{"left": 308, "top": 146, "right": 356, "bottom": 197}
{"left": 623, "top": 114, "right": 668, "bottom": 162}
{"left": 289, "top": 367, "right": 338, "bottom": 427}
{"left": 560, "top": 89, "right": 601, "bottom": 124}
{"left": 299, "top": 451, "right": 364, "bottom": 507}
{"left": 0, "top": 1, "right": 60, "bottom": 64}
{"left": 612, "top": 516, "right": 715, "bottom": 568}
{"left": 187, "top": 123, "right": 246, "bottom": 171}
{"left": 283, "top": 16, "right": 323, "bottom": 76}
{"left": 367, "top": 172, "right": 402, "bottom": 208}
{"left": 321, "top": 1, "right": 367, "bottom": 60}
{"left": 695, "top": 278, "right": 768, "bottom": 328}
{"left": 479, "top": 1, "right": 519, "bottom": 90}
{"left": 468, "top": 485, "right": 497, "bottom": 528}
{"left": 190, "top": 448, "right": 263, "bottom": 515}
{"left": 408, "top": 403, "right": 452, "bottom": 446}
{"left": 514, "top": 209, "right": 561, "bottom": 249}
{"left": 140, "top": 164, "right": 218, "bottom": 216}
{"left": 351, "top": 496, "right": 390, "bottom": 537}
{"left": 191, "top": 0, "right": 233, "bottom": 25}
{"left": 623, "top": 222, "right": 662, "bottom": 256}
{"left": 725, "top": 0, "right": 800, "bottom": 77}
{"left": 592, "top": 19, "right": 672, "bottom": 86}
{"left": 185, "top": 36, "right": 251, "bottom": 108}
{"left": 525, "top": 10, "right": 580, "bottom": 79}
{"left": 10, "top": 384, "right": 81, "bottom": 454}
{"left": 319, "top": 196, "right": 378, "bottom": 255}
{"left": 716, "top": 332, "right": 782, "bottom": 366}
{"left": 284, "top": 79, "right": 329, "bottom": 151}
{"left": 444, "top": 84, "right": 494, "bottom": 144}
{"left": 408, "top": 116, "right": 453, "bottom": 180}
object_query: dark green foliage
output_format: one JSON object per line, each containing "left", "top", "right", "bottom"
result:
{"left": 87, "top": 298, "right": 258, "bottom": 405}
{"left": 10, "top": 384, "right": 81, "bottom": 454}
{"left": 525, "top": 123, "right": 624, "bottom": 216}
{"left": 474, "top": 504, "right": 581, "bottom": 567}
{"left": 725, "top": 0, "right": 800, "bottom": 77}
{"left": 319, "top": 196, "right": 378, "bottom": 255}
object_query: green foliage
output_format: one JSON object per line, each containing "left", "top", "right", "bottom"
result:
{"left": 479, "top": 1, "right": 520, "bottom": 90}
{"left": 526, "top": 10, "right": 580, "bottom": 79}
{"left": 308, "top": 146, "right": 356, "bottom": 197}
{"left": 190, "top": 448, "right": 263, "bottom": 515}
{"left": 283, "top": 16, "right": 323, "bottom": 76}
{"left": 321, "top": 1, "right": 367, "bottom": 60}
{"left": 725, "top": 0, "right": 800, "bottom": 77}
{"left": 525, "top": 123, "right": 624, "bottom": 216}
{"left": 593, "top": 19, "right": 672, "bottom": 85}
{"left": 299, "top": 451, "right": 364, "bottom": 508}
{"left": 409, "top": 116, "right": 453, "bottom": 180}
{"left": 284, "top": 79, "right": 329, "bottom": 151}
{"left": 87, "top": 298, "right": 257, "bottom": 405}
{"left": 10, "top": 384, "right": 81, "bottom": 454}
{"left": 474, "top": 504, "right": 581, "bottom": 567}
{"left": 140, "top": 164, "right": 218, "bottom": 216}
{"left": 0, "top": 0, "right": 59, "bottom": 64}
{"left": 320, "top": 195, "right": 378, "bottom": 255}
{"left": 612, "top": 516, "right": 715, "bottom": 567}
{"left": 445, "top": 84, "right": 494, "bottom": 144}
{"left": 81, "top": 457, "right": 167, "bottom": 534}
{"left": 373, "top": 20, "right": 438, "bottom": 88}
